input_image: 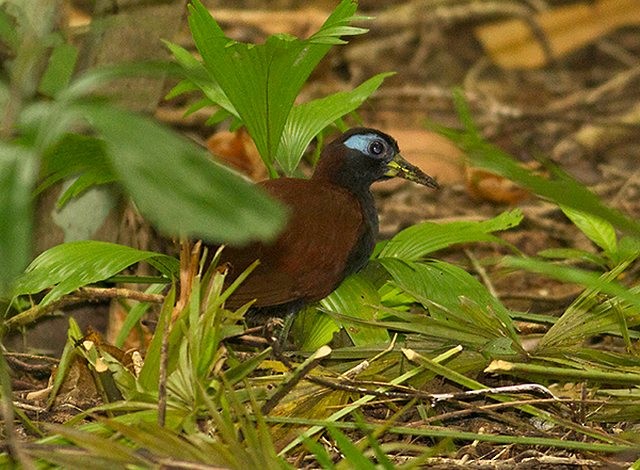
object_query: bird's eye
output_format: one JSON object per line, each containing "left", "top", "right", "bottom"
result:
{"left": 369, "top": 140, "right": 385, "bottom": 156}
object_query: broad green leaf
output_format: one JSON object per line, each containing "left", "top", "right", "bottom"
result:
{"left": 373, "top": 308, "right": 494, "bottom": 348}
{"left": 187, "top": 0, "right": 365, "bottom": 169}
{"left": 561, "top": 205, "right": 617, "bottom": 258}
{"left": 380, "top": 259, "right": 520, "bottom": 348}
{"left": 618, "top": 235, "right": 640, "bottom": 262}
{"left": 163, "top": 40, "right": 237, "bottom": 117}
{"left": 277, "top": 73, "right": 392, "bottom": 174}
{"left": 293, "top": 306, "right": 341, "bottom": 351}
{"left": 379, "top": 209, "right": 522, "bottom": 260}
{"left": 320, "top": 274, "right": 389, "bottom": 348}
{"left": 81, "top": 104, "right": 286, "bottom": 244}
{"left": 309, "top": 0, "right": 369, "bottom": 45}
{"left": 13, "top": 240, "right": 178, "bottom": 306}
{"left": 0, "top": 144, "right": 37, "bottom": 297}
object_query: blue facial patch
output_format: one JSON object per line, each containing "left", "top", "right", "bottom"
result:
{"left": 343, "top": 133, "right": 379, "bottom": 154}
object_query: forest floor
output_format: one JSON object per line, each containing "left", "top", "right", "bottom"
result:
{"left": 6, "top": 1, "right": 640, "bottom": 468}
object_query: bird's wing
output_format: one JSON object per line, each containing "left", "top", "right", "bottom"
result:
{"left": 222, "top": 178, "right": 365, "bottom": 309}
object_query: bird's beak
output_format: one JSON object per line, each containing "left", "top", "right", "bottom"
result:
{"left": 385, "top": 153, "right": 439, "bottom": 189}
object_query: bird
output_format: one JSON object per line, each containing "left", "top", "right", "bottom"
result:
{"left": 218, "top": 127, "right": 439, "bottom": 317}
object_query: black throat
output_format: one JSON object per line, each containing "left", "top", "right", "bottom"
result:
{"left": 342, "top": 187, "right": 378, "bottom": 277}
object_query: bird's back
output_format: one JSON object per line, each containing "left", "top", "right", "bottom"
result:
{"left": 221, "top": 178, "right": 369, "bottom": 310}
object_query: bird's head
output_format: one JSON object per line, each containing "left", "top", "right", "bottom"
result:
{"left": 314, "top": 128, "right": 439, "bottom": 191}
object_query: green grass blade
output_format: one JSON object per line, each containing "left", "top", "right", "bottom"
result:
{"left": 486, "top": 359, "right": 640, "bottom": 384}
{"left": 303, "top": 435, "right": 336, "bottom": 469}
{"left": 327, "top": 425, "right": 376, "bottom": 470}
{"left": 271, "top": 417, "right": 635, "bottom": 454}
{"left": 114, "top": 283, "right": 166, "bottom": 348}
{"left": 506, "top": 257, "right": 640, "bottom": 353}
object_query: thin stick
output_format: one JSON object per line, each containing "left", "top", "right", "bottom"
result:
{"left": 6, "top": 287, "right": 164, "bottom": 331}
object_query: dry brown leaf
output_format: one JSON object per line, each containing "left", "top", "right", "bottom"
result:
{"left": 464, "top": 160, "right": 546, "bottom": 205}
{"left": 475, "top": 0, "right": 640, "bottom": 69}
{"left": 207, "top": 128, "right": 268, "bottom": 181}
{"left": 465, "top": 167, "right": 531, "bottom": 205}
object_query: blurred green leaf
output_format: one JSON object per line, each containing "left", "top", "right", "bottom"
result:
{"left": 0, "top": 81, "right": 8, "bottom": 111}
{"left": 38, "top": 133, "right": 115, "bottom": 207}
{"left": 303, "top": 436, "right": 335, "bottom": 469}
{"left": 277, "top": 73, "right": 392, "bottom": 174}
{"left": 13, "top": 240, "right": 178, "bottom": 305}
{"left": 0, "top": 8, "right": 18, "bottom": 49}
{"left": 538, "top": 247, "right": 607, "bottom": 267}
{"left": 618, "top": 236, "right": 640, "bottom": 262}
{"left": 379, "top": 209, "right": 522, "bottom": 260}
{"left": 0, "top": 144, "right": 37, "bottom": 297}
{"left": 38, "top": 42, "right": 78, "bottom": 97}
{"left": 81, "top": 104, "right": 286, "bottom": 244}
